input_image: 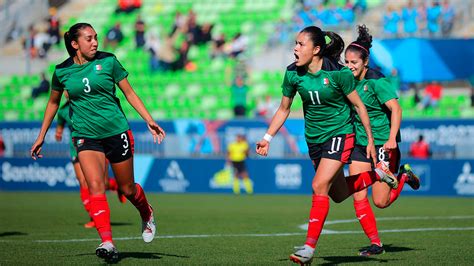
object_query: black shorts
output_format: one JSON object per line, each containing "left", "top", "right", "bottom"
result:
{"left": 351, "top": 144, "right": 401, "bottom": 173}
{"left": 231, "top": 161, "right": 247, "bottom": 175}
{"left": 73, "top": 129, "right": 135, "bottom": 163}
{"left": 308, "top": 133, "right": 355, "bottom": 171}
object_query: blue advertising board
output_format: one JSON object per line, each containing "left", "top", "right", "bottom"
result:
{"left": 1, "top": 119, "right": 473, "bottom": 158}
{"left": 1, "top": 157, "right": 473, "bottom": 197}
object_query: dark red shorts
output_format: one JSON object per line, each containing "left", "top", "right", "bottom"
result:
{"left": 308, "top": 133, "right": 355, "bottom": 171}
{"left": 351, "top": 144, "right": 401, "bottom": 173}
{"left": 73, "top": 129, "right": 135, "bottom": 164}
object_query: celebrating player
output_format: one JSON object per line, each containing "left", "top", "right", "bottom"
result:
{"left": 255, "top": 26, "right": 398, "bottom": 265}
{"left": 344, "top": 25, "right": 420, "bottom": 256}
{"left": 31, "top": 22, "right": 165, "bottom": 262}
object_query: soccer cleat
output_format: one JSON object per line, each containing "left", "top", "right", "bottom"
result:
{"left": 359, "top": 244, "right": 385, "bottom": 256}
{"left": 142, "top": 205, "right": 156, "bottom": 243}
{"left": 289, "top": 245, "right": 314, "bottom": 265}
{"left": 84, "top": 220, "right": 95, "bottom": 229}
{"left": 399, "top": 164, "right": 420, "bottom": 190}
{"left": 375, "top": 161, "right": 398, "bottom": 189}
{"left": 96, "top": 241, "right": 119, "bottom": 262}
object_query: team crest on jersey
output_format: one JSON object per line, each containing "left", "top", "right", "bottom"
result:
{"left": 95, "top": 64, "right": 102, "bottom": 71}
{"left": 323, "top": 78, "right": 329, "bottom": 86}
{"left": 76, "top": 139, "right": 84, "bottom": 147}
{"left": 364, "top": 85, "right": 368, "bottom": 91}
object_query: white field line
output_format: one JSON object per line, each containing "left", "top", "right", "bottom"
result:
{"left": 27, "top": 215, "right": 474, "bottom": 243}
{"left": 29, "top": 227, "right": 474, "bottom": 243}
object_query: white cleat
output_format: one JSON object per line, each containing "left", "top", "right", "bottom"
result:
{"left": 96, "top": 241, "right": 119, "bottom": 262}
{"left": 142, "top": 206, "right": 156, "bottom": 243}
{"left": 289, "top": 244, "right": 314, "bottom": 265}
{"left": 375, "top": 161, "right": 398, "bottom": 189}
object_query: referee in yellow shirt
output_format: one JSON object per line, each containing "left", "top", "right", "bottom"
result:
{"left": 227, "top": 134, "right": 253, "bottom": 194}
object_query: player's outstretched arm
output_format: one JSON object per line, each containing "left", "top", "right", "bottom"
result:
{"left": 256, "top": 96, "right": 293, "bottom": 156}
{"left": 117, "top": 78, "right": 166, "bottom": 143}
{"left": 31, "top": 90, "right": 63, "bottom": 160}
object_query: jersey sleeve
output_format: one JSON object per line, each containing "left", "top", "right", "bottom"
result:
{"left": 112, "top": 56, "right": 129, "bottom": 84}
{"left": 281, "top": 70, "right": 296, "bottom": 98}
{"left": 373, "top": 78, "right": 398, "bottom": 104}
{"left": 334, "top": 67, "right": 355, "bottom": 96}
{"left": 51, "top": 71, "right": 64, "bottom": 92}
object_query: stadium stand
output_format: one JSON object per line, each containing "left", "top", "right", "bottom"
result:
{"left": 0, "top": 0, "right": 472, "bottom": 121}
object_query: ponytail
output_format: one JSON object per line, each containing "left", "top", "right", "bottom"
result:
{"left": 63, "top": 22, "right": 93, "bottom": 57}
{"left": 346, "top": 25, "right": 372, "bottom": 61}
{"left": 322, "top": 31, "right": 345, "bottom": 64}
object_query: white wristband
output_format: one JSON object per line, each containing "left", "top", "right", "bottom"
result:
{"left": 263, "top": 133, "right": 273, "bottom": 142}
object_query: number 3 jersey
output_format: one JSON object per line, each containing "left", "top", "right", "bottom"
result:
{"left": 282, "top": 64, "right": 356, "bottom": 144}
{"left": 51, "top": 51, "right": 130, "bottom": 139}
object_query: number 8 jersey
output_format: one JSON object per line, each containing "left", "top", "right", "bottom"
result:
{"left": 52, "top": 51, "right": 130, "bottom": 139}
{"left": 282, "top": 64, "right": 356, "bottom": 144}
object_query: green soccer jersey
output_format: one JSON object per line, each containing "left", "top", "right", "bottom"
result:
{"left": 51, "top": 51, "right": 129, "bottom": 139}
{"left": 353, "top": 77, "right": 400, "bottom": 146}
{"left": 282, "top": 64, "right": 356, "bottom": 144}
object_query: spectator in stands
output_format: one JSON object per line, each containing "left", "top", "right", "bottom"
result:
{"left": 410, "top": 135, "right": 431, "bottom": 159}
{"left": 419, "top": 80, "right": 443, "bottom": 109}
{"left": 256, "top": 95, "right": 279, "bottom": 118}
{"left": 171, "top": 41, "right": 191, "bottom": 71}
{"left": 145, "top": 31, "right": 163, "bottom": 72}
{"left": 226, "top": 32, "right": 248, "bottom": 58}
{"left": 135, "top": 15, "right": 146, "bottom": 48}
{"left": 31, "top": 73, "right": 50, "bottom": 99}
{"left": 402, "top": 0, "right": 418, "bottom": 37}
{"left": 417, "top": 1, "right": 428, "bottom": 36}
{"left": 297, "top": 4, "right": 316, "bottom": 27}
{"left": 211, "top": 33, "right": 226, "bottom": 59}
{"left": 427, "top": 1, "right": 442, "bottom": 37}
{"left": 231, "top": 76, "right": 248, "bottom": 118}
{"left": 47, "top": 7, "right": 61, "bottom": 45}
{"left": 169, "top": 11, "right": 186, "bottom": 36}
{"left": 353, "top": 0, "right": 367, "bottom": 15}
{"left": 24, "top": 25, "right": 51, "bottom": 59}
{"left": 383, "top": 6, "right": 400, "bottom": 38}
{"left": 0, "top": 133, "right": 5, "bottom": 157}
{"left": 441, "top": 0, "right": 455, "bottom": 37}
{"left": 116, "top": 0, "right": 141, "bottom": 14}
{"left": 104, "top": 23, "right": 124, "bottom": 49}
{"left": 194, "top": 23, "right": 213, "bottom": 45}
{"left": 267, "top": 19, "right": 291, "bottom": 48}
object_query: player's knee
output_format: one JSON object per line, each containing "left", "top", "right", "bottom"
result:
{"left": 373, "top": 198, "right": 390, "bottom": 209}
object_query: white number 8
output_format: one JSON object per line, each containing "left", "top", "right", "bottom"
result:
{"left": 378, "top": 147, "right": 386, "bottom": 162}
{"left": 82, "top": 78, "right": 91, "bottom": 93}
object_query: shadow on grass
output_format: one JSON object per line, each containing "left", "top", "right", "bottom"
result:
{"left": 0, "top": 231, "right": 28, "bottom": 237}
{"left": 75, "top": 252, "right": 189, "bottom": 264}
{"left": 383, "top": 244, "right": 417, "bottom": 253}
{"left": 277, "top": 244, "right": 415, "bottom": 264}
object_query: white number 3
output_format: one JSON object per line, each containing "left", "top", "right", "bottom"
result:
{"left": 82, "top": 78, "right": 91, "bottom": 93}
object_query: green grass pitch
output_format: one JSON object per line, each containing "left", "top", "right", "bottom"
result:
{"left": 0, "top": 192, "right": 473, "bottom": 265}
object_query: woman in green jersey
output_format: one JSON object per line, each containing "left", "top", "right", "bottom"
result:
{"left": 345, "top": 25, "right": 420, "bottom": 257}
{"left": 31, "top": 23, "right": 165, "bottom": 262}
{"left": 255, "top": 26, "right": 398, "bottom": 265}
{"left": 55, "top": 96, "right": 126, "bottom": 229}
